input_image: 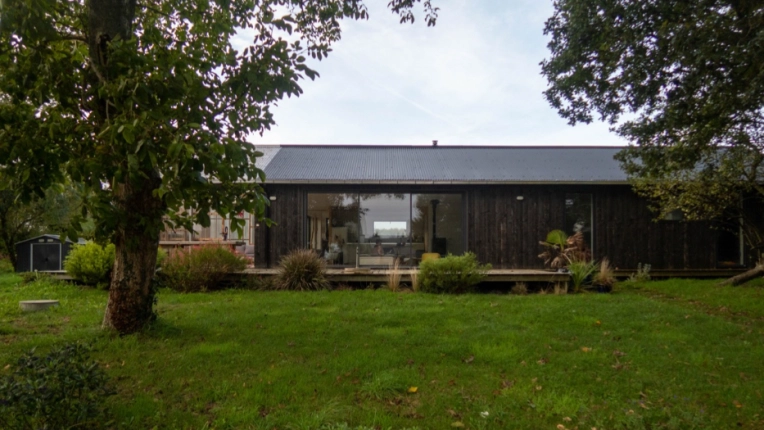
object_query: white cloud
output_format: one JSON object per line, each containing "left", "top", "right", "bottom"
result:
{"left": 241, "top": 0, "right": 625, "bottom": 147}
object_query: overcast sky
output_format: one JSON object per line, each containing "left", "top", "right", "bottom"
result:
{"left": 241, "top": 0, "right": 626, "bottom": 147}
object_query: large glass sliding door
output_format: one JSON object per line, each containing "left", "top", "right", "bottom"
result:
{"left": 307, "top": 193, "right": 359, "bottom": 265}
{"left": 411, "top": 193, "right": 464, "bottom": 258}
{"left": 307, "top": 192, "right": 463, "bottom": 267}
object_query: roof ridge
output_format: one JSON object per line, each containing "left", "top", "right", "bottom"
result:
{"left": 272, "top": 145, "right": 626, "bottom": 149}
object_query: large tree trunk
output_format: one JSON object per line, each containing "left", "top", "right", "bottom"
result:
{"left": 102, "top": 181, "right": 164, "bottom": 333}
{"left": 88, "top": 0, "right": 160, "bottom": 334}
{"left": 718, "top": 263, "right": 764, "bottom": 287}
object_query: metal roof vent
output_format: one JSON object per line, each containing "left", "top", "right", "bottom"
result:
{"left": 432, "top": 140, "right": 438, "bottom": 147}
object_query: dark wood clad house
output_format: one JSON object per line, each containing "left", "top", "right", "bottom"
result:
{"left": 251, "top": 145, "right": 750, "bottom": 272}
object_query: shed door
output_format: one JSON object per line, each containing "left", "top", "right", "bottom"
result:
{"left": 31, "top": 243, "right": 62, "bottom": 271}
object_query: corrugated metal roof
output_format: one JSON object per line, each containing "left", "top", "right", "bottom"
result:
{"left": 259, "top": 146, "right": 629, "bottom": 184}
{"left": 252, "top": 145, "right": 281, "bottom": 171}
{"left": 15, "top": 234, "right": 86, "bottom": 245}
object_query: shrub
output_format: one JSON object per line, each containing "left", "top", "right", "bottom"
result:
{"left": 275, "top": 249, "right": 331, "bottom": 291}
{"left": 0, "top": 343, "right": 114, "bottom": 430}
{"left": 160, "top": 245, "right": 248, "bottom": 292}
{"left": 418, "top": 252, "right": 491, "bottom": 294}
{"left": 64, "top": 242, "right": 115, "bottom": 287}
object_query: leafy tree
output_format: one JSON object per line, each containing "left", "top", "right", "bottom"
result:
{"left": 0, "top": 0, "right": 439, "bottom": 334}
{"left": 0, "top": 180, "right": 82, "bottom": 269}
{"left": 541, "top": 1, "right": 764, "bottom": 260}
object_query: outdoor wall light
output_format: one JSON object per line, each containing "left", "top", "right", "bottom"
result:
{"left": 269, "top": 196, "right": 277, "bottom": 201}
{"left": 516, "top": 196, "right": 525, "bottom": 201}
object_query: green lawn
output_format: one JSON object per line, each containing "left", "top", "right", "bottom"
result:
{"left": 1, "top": 273, "right": 763, "bottom": 429}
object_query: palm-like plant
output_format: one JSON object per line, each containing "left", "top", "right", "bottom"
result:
{"left": 538, "top": 230, "right": 569, "bottom": 269}
{"left": 538, "top": 230, "right": 591, "bottom": 269}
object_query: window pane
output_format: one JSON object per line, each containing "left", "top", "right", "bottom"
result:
{"left": 358, "top": 194, "right": 413, "bottom": 266}
{"left": 307, "top": 193, "right": 360, "bottom": 266}
{"left": 564, "top": 193, "right": 593, "bottom": 250}
{"left": 412, "top": 194, "right": 463, "bottom": 258}
{"left": 359, "top": 194, "right": 410, "bottom": 241}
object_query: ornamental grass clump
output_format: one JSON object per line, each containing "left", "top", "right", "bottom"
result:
{"left": 419, "top": 252, "right": 491, "bottom": 294}
{"left": 160, "top": 245, "right": 247, "bottom": 292}
{"left": 568, "top": 259, "right": 597, "bottom": 293}
{"left": 64, "top": 242, "right": 116, "bottom": 288}
{"left": 276, "top": 249, "right": 331, "bottom": 291}
{"left": 386, "top": 259, "right": 402, "bottom": 292}
{"left": 592, "top": 257, "right": 616, "bottom": 292}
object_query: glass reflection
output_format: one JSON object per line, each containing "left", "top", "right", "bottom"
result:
{"left": 307, "top": 192, "right": 463, "bottom": 267}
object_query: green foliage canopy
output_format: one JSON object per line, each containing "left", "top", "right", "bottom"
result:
{"left": 0, "top": 180, "right": 82, "bottom": 268}
{"left": 0, "top": 0, "right": 439, "bottom": 332}
{"left": 542, "top": 0, "right": 764, "bottom": 253}
{"left": 0, "top": 0, "right": 439, "bottom": 241}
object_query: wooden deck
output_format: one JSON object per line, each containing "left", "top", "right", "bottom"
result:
{"left": 232, "top": 268, "right": 570, "bottom": 284}
{"left": 43, "top": 267, "right": 748, "bottom": 284}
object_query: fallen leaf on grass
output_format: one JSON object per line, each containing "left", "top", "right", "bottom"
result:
{"left": 537, "top": 358, "right": 548, "bottom": 365}
{"left": 463, "top": 355, "right": 474, "bottom": 364}
{"left": 734, "top": 400, "right": 743, "bottom": 408}
{"left": 563, "top": 417, "right": 572, "bottom": 422}
{"left": 451, "top": 421, "right": 464, "bottom": 428}
{"left": 408, "top": 386, "right": 418, "bottom": 393}
{"left": 3, "top": 364, "right": 9, "bottom": 370}
{"left": 612, "top": 350, "right": 626, "bottom": 357}
{"left": 580, "top": 347, "right": 592, "bottom": 352}
{"left": 447, "top": 409, "right": 460, "bottom": 418}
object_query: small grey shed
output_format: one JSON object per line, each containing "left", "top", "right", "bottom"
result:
{"left": 15, "top": 234, "right": 83, "bottom": 272}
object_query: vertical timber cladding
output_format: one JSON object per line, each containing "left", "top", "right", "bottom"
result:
{"left": 258, "top": 184, "right": 721, "bottom": 270}
{"left": 467, "top": 184, "right": 719, "bottom": 270}
{"left": 594, "top": 185, "right": 717, "bottom": 270}
{"left": 466, "top": 185, "right": 565, "bottom": 269}
{"left": 254, "top": 185, "right": 305, "bottom": 268}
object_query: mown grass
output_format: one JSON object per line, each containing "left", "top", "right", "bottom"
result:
{"left": 1, "top": 273, "right": 763, "bottom": 429}
{"left": 623, "top": 277, "right": 764, "bottom": 320}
